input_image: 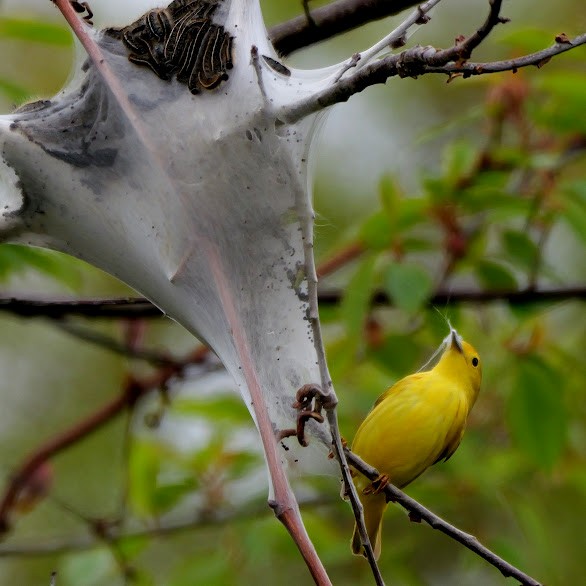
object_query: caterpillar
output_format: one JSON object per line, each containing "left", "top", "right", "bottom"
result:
{"left": 119, "top": 0, "right": 233, "bottom": 94}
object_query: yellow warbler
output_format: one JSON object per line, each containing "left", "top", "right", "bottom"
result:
{"left": 350, "top": 328, "right": 482, "bottom": 560}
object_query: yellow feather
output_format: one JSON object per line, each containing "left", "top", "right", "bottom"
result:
{"left": 350, "top": 329, "right": 482, "bottom": 559}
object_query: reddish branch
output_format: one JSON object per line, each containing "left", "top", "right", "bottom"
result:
{"left": 316, "top": 242, "right": 365, "bottom": 278}
{"left": 0, "top": 347, "right": 209, "bottom": 534}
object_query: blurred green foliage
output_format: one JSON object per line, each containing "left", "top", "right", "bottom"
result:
{"left": 0, "top": 3, "right": 584, "bottom": 586}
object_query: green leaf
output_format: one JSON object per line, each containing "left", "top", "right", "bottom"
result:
{"left": 152, "top": 478, "right": 197, "bottom": 512}
{"left": 359, "top": 211, "right": 393, "bottom": 250}
{"left": 507, "top": 356, "right": 567, "bottom": 470}
{"left": 534, "top": 72, "right": 586, "bottom": 133}
{"left": 378, "top": 174, "right": 400, "bottom": 221}
{"left": 499, "top": 27, "right": 557, "bottom": 54}
{"left": 501, "top": 230, "right": 539, "bottom": 273}
{"left": 475, "top": 259, "right": 518, "bottom": 290}
{"left": 441, "top": 140, "right": 477, "bottom": 187}
{"left": 61, "top": 549, "right": 117, "bottom": 586}
{"left": 173, "top": 395, "right": 249, "bottom": 424}
{"left": 0, "top": 244, "right": 81, "bottom": 289}
{"left": 383, "top": 262, "right": 433, "bottom": 313}
{"left": 0, "top": 17, "right": 72, "bottom": 46}
{"left": 170, "top": 551, "right": 236, "bottom": 586}
{"left": 400, "top": 236, "right": 434, "bottom": 252}
{"left": 340, "top": 255, "right": 377, "bottom": 339}
{"left": 368, "top": 334, "right": 423, "bottom": 376}
{"left": 560, "top": 182, "right": 586, "bottom": 244}
{"left": 116, "top": 535, "right": 150, "bottom": 560}
{"left": 423, "top": 176, "right": 451, "bottom": 203}
{"left": 128, "top": 441, "right": 161, "bottom": 517}
{"left": 0, "top": 78, "right": 30, "bottom": 103}
{"left": 396, "top": 197, "right": 427, "bottom": 232}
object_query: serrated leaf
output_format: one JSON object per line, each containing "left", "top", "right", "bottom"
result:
{"left": 359, "top": 211, "right": 393, "bottom": 250}
{"left": 507, "top": 356, "right": 567, "bottom": 470}
{"left": 0, "top": 244, "right": 81, "bottom": 289}
{"left": 340, "top": 255, "right": 377, "bottom": 339}
{"left": 475, "top": 259, "right": 518, "bottom": 290}
{"left": 383, "top": 262, "right": 433, "bottom": 313}
{"left": 502, "top": 230, "right": 539, "bottom": 273}
{"left": 0, "top": 17, "right": 72, "bottom": 46}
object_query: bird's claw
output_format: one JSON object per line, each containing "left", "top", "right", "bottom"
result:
{"left": 362, "top": 474, "right": 389, "bottom": 496}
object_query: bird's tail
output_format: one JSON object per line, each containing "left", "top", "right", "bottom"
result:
{"left": 351, "top": 494, "right": 387, "bottom": 561}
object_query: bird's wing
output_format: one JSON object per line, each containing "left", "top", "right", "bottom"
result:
{"left": 372, "top": 372, "right": 427, "bottom": 408}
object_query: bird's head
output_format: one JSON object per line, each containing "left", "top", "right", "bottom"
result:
{"left": 436, "top": 328, "right": 482, "bottom": 404}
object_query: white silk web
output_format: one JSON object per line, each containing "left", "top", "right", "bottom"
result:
{"left": 0, "top": 0, "right": 431, "bottom": 494}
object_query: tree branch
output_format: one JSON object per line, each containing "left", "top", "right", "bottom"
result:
{"left": 0, "top": 296, "right": 160, "bottom": 319}
{"left": 0, "top": 348, "right": 210, "bottom": 534}
{"left": 0, "top": 496, "right": 330, "bottom": 558}
{"left": 269, "top": 0, "right": 424, "bottom": 56}
{"left": 345, "top": 448, "right": 543, "bottom": 586}
{"left": 0, "top": 286, "right": 583, "bottom": 321}
{"left": 281, "top": 14, "right": 586, "bottom": 124}
{"left": 318, "top": 285, "right": 586, "bottom": 306}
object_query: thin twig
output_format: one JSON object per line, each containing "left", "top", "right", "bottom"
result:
{"left": 316, "top": 242, "right": 365, "bottom": 278}
{"left": 0, "top": 297, "right": 160, "bottom": 318}
{"left": 318, "top": 286, "right": 586, "bottom": 306}
{"left": 423, "top": 33, "right": 586, "bottom": 75}
{"left": 0, "top": 496, "right": 329, "bottom": 557}
{"left": 281, "top": 23, "right": 586, "bottom": 124}
{"left": 294, "top": 104, "right": 385, "bottom": 581}
{"left": 269, "top": 0, "right": 424, "bottom": 56}
{"left": 1, "top": 286, "right": 583, "bottom": 320}
{"left": 54, "top": 321, "right": 182, "bottom": 366}
{"left": 345, "top": 448, "right": 543, "bottom": 586}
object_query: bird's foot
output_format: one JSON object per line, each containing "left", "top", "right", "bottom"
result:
{"left": 362, "top": 474, "right": 389, "bottom": 495}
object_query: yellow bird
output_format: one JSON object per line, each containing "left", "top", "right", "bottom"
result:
{"left": 350, "top": 328, "right": 482, "bottom": 560}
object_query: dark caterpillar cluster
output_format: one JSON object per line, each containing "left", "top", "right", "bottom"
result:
{"left": 119, "top": 0, "right": 233, "bottom": 94}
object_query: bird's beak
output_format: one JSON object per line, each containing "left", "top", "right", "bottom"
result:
{"left": 450, "top": 329, "right": 464, "bottom": 353}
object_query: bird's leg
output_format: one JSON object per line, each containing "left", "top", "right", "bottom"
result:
{"left": 277, "top": 384, "right": 334, "bottom": 447}
{"left": 362, "top": 474, "right": 390, "bottom": 496}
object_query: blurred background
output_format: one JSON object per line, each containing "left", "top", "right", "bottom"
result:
{"left": 0, "top": 0, "right": 584, "bottom": 584}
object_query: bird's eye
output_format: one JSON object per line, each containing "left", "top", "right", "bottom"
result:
{"left": 472, "top": 357, "right": 479, "bottom": 367}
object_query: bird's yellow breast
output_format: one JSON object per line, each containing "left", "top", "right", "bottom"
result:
{"left": 351, "top": 370, "right": 470, "bottom": 489}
